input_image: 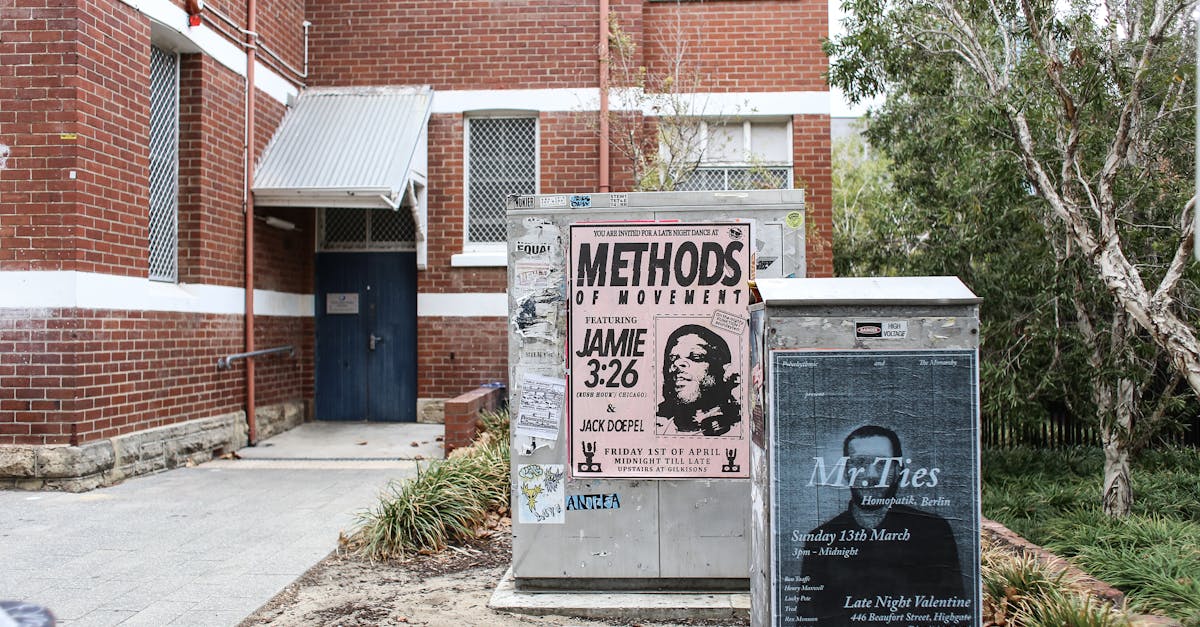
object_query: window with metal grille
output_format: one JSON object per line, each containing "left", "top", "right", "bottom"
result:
{"left": 466, "top": 116, "right": 537, "bottom": 247}
{"left": 674, "top": 120, "right": 793, "bottom": 192}
{"left": 148, "top": 45, "right": 180, "bottom": 282}
{"left": 319, "top": 208, "right": 417, "bottom": 252}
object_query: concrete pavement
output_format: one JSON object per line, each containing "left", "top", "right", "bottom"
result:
{"left": 0, "top": 422, "right": 444, "bottom": 627}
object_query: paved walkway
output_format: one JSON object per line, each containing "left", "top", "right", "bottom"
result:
{"left": 0, "top": 422, "right": 444, "bottom": 627}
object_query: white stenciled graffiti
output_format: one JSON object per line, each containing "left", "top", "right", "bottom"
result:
{"left": 0, "top": 143, "right": 10, "bottom": 170}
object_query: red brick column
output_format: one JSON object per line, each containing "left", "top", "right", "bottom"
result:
{"left": 442, "top": 385, "right": 506, "bottom": 454}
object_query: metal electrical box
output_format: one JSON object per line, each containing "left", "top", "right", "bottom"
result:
{"left": 748, "top": 277, "right": 982, "bottom": 626}
{"left": 506, "top": 190, "right": 806, "bottom": 587}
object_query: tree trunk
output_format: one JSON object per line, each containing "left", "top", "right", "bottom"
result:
{"left": 1072, "top": 277, "right": 1135, "bottom": 517}
{"left": 1101, "top": 375, "right": 1134, "bottom": 517}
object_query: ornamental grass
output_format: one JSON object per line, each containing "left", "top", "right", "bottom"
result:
{"left": 984, "top": 446, "right": 1200, "bottom": 626}
{"left": 343, "top": 410, "right": 510, "bottom": 560}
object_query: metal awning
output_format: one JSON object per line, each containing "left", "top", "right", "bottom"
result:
{"left": 253, "top": 86, "right": 433, "bottom": 210}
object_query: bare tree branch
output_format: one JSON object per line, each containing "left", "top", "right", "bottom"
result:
{"left": 1152, "top": 195, "right": 1197, "bottom": 302}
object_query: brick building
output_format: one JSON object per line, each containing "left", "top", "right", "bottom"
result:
{"left": 0, "top": 0, "right": 831, "bottom": 489}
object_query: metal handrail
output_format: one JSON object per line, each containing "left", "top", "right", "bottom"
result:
{"left": 218, "top": 345, "right": 295, "bottom": 370}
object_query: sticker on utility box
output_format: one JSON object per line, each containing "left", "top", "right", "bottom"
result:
{"left": 855, "top": 320, "right": 908, "bottom": 339}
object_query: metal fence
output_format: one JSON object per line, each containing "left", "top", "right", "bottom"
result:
{"left": 982, "top": 410, "right": 1200, "bottom": 449}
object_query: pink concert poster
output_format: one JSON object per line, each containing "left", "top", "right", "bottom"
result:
{"left": 568, "top": 222, "right": 752, "bottom": 479}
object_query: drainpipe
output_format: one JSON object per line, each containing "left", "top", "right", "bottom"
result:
{"left": 599, "top": 0, "right": 610, "bottom": 192}
{"left": 244, "top": 0, "right": 259, "bottom": 444}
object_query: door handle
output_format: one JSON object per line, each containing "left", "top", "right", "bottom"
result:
{"left": 369, "top": 333, "right": 384, "bottom": 351}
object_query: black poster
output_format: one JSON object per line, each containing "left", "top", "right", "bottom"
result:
{"left": 770, "top": 350, "right": 979, "bottom": 626}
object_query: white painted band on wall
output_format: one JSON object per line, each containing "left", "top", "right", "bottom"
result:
{"left": 1, "top": 272, "right": 508, "bottom": 318}
{"left": 0, "top": 271, "right": 312, "bottom": 317}
{"left": 433, "top": 89, "right": 832, "bottom": 116}
{"left": 418, "top": 293, "right": 507, "bottom": 317}
{"left": 450, "top": 251, "right": 506, "bottom": 267}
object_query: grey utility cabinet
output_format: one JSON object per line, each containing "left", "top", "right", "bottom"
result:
{"left": 748, "top": 277, "right": 982, "bottom": 626}
{"left": 506, "top": 190, "right": 806, "bottom": 588}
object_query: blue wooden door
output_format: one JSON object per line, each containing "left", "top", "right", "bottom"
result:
{"left": 315, "top": 252, "right": 416, "bottom": 421}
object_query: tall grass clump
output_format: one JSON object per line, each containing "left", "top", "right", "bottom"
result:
{"left": 343, "top": 409, "right": 511, "bottom": 560}
{"left": 1043, "top": 514, "right": 1200, "bottom": 625}
{"left": 981, "top": 539, "right": 1131, "bottom": 627}
{"left": 983, "top": 446, "right": 1200, "bottom": 626}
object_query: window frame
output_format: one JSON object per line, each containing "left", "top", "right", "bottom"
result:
{"left": 317, "top": 206, "right": 420, "bottom": 253}
{"left": 148, "top": 43, "right": 181, "bottom": 283}
{"left": 678, "top": 118, "right": 794, "bottom": 191}
{"left": 461, "top": 112, "right": 540, "bottom": 256}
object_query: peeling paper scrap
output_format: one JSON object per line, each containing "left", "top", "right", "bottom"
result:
{"left": 517, "top": 434, "right": 554, "bottom": 456}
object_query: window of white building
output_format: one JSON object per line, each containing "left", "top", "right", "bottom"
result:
{"left": 675, "top": 120, "right": 792, "bottom": 191}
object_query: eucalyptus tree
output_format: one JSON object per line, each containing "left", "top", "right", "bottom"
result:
{"left": 827, "top": 0, "right": 1200, "bottom": 515}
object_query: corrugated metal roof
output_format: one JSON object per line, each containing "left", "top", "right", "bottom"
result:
{"left": 254, "top": 86, "right": 432, "bottom": 208}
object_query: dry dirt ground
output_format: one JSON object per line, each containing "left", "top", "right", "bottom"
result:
{"left": 238, "top": 519, "right": 749, "bottom": 627}
{"left": 238, "top": 518, "right": 1152, "bottom": 627}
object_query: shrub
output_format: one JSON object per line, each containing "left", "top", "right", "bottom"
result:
{"left": 981, "top": 539, "right": 1131, "bottom": 627}
{"left": 984, "top": 446, "right": 1200, "bottom": 626}
{"left": 343, "top": 410, "right": 511, "bottom": 559}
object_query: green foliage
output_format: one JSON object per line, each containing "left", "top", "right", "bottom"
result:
{"left": 1015, "top": 588, "right": 1131, "bottom": 627}
{"left": 984, "top": 447, "right": 1200, "bottom": 624}
{"left": 831, "top": 127, "right": 1094, "bottom": 440}
{"left": 345, "top": 410, "right": 511, "bottom": 559}
{"left": 1044, "top": 516, "right": 1200, "bottom": 623}
{"left": 826, "top": 0, "right": 1200, "bottom": 466}
{"left": 478, "top": 408, "right": 510, "bottom": 445}
{"left": 982, "top": 544, "right": 1063, "bottom": 613}
{"left": 981, "top": 541, "right": 1131, "bottom": 627}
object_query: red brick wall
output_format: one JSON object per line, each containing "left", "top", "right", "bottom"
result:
{"left": 443, "top": 385, "right": 506, "bottom": 453}
{"left": 72, "top": 2, "right": 152, "bottom": 277}
{"left": 306, "top": 0, "right": 605, "bottom": 90}
{"left": 254, "top": 0, "right": 307, "bottom": 76}
{"left": 178, "top": 53, "right": 291, "bottom": 288}
{"left": 0, "top": 310, "right": 239, "bottom": 445}
{"left": 0, "top": 1, "right": 95, "bottom": 272}
{"left": 253, "top": 315, "right": 315, "bottom": 407}
{"left": 3, "top": 0, "right": 832, "bottom": 435}
{"left": 793, "top": 114, "right": 832, "bottom": 277}
{"left": 255, "top": 208, "right": 315, "bottom": 294}
{"left": 415, "top": 111, "right": 609, "bottom": 398}
{"left": 418, "top": 114, "right": 508, "bottom": 293}
{"left": 178, "top": 53, "right": 245, "bottom": 286}
{"left": 0, "top": 309, "right": 312, "bottom": 446}
{"left": 420, "top": 111, "right": 604, "bottom": 293}
{"left": 1, "top": 1, "right": 300, "bottom": 279}
{"left": 642, "top": 0, "right": 827, "bottom": 92}
{"left": 169, "top": 0, "right": 307, "bottom": 79}
{"left": 0, "top": 2, "right": 315, "bottom": 448}
{"left": 421, "top": 115, "right": 466, "bottom": 283}
{"left": 542, "top": 111, "right": 601, "bottom": 194}
{"left": 412, "top": 113, "right": 505, "bottom": 398}
{"left": 417, "top": 317, "right": 508, "bottom": 401}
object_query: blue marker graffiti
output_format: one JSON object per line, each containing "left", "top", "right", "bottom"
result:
{"left": 566, "top": 493, "right": 621, "bottom": 510}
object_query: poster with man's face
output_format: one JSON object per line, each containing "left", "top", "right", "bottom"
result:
{"left": 569, "top": 222, "right": 752, "bottom": 479}
{"left": 770, "top": 349, "right": 980, "bottom": 626}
